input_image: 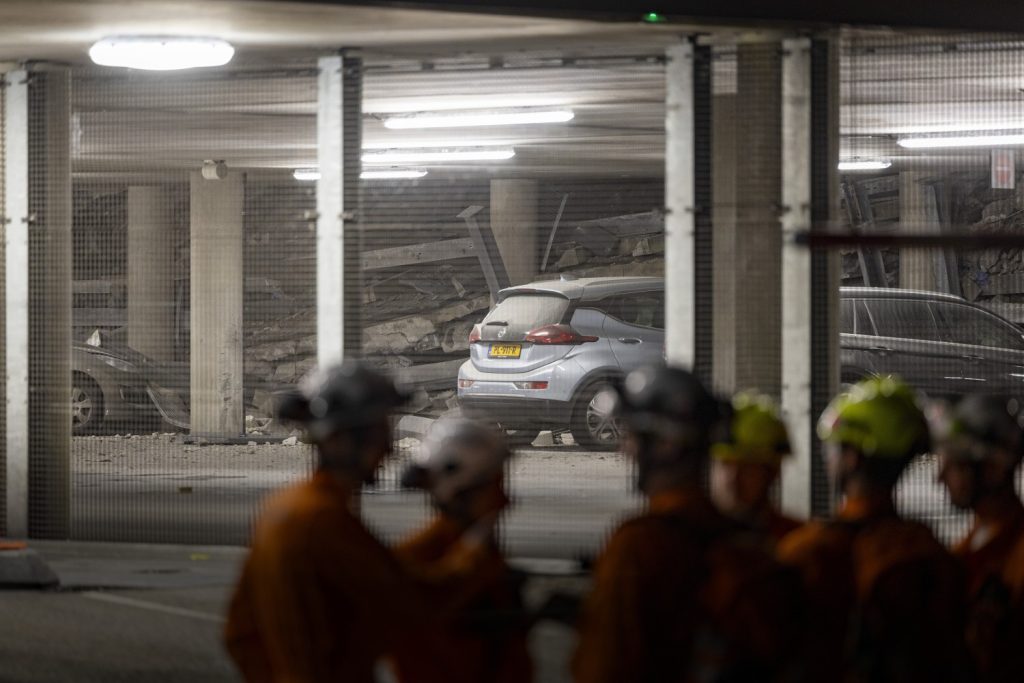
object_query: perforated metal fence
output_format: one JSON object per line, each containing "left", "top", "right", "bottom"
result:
{"left": 5, "top": 27, "right": 1024, "bottom": 554}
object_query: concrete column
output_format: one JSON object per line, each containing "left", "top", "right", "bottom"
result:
{"left": 712, "top": 44, "right": 783, "bottom": 397}
{"left": 127, "top": 186, "right": 176, "bottom": 361}
{"left": 3, "top": 67, "right": 72, "bottom": 538}
{"left": 190, "top": 172, "right": 244, "bottom": 437}
{"left": 489, "top": 179, "right": 539, "bottom": 286}
{"left": 899, "top": 171, "right": 937, "bottom": 291}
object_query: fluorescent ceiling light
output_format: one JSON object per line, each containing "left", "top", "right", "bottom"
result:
{"left": 366, "top": 96, "right": 568, "bottom": 114}
{"left": 383, "top": 110, "right": 574, "bottom": 130}
{"left": 362, "top": 148, "right": 516, "bottom": 163}
{"left": 89, "top": 36, "right": 234, "bottom": 71}
{"left": 361, "top": 170, "right": 428, "bottom": 180}
{"left": 362, "top": 140, "right": 513, "bottom": 151}
{"left": 292, "top": 168, "right": 320, "bottom": 181}
{"left": 838, "top": 159, "right": 892, "bottom": 171}
{"left": 884, "top": 122, "right": 1024, "bottom": 135}
{"left": 898, "top": 133, "right": 1024, "bottom": 149}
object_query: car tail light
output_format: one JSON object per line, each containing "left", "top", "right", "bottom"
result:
{"left": 524, "top": 323, "right": 598, "bottom": 345}
{"left": 468, "top": 324, "right": 481, "bottom": 344}
{"left": 458, "top": 379, "right": 475, "bottom": 388}
{"left": 514, "top": 381, "right": 549, "bottom": 390}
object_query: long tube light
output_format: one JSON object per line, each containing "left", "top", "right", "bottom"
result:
{"left": 383, "top": 110, "right": 574, "bottom": 130}
{"left": 293, "top": 168, "right": 321, "bottom": 181}
{"left": 838, "top": 159, "right": 892, "bottom": 171}
{"left": 361, "top": 170, "right": 428, "bottom": 180}
{"left": 898, "top": 133, "right": 1024, "bottom": 149}
{"left": 362, "top": 148, "right": 516, "bottom": 163}
{"left": 89, "top": 36, "right": 234, "bottom": 71}
{"left": 293, "top": 168, "right": 431, "bottom": 181}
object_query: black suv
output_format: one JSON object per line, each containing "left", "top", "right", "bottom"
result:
{"left": 841, "top": 287, "right": 1024, "bottom": 399}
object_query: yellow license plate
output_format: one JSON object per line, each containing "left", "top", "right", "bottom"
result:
{"left": 488, "top": 343, "right": 522, "bottom": 359}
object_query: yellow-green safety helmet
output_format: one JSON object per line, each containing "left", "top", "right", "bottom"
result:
{"left": 711, "top": 392, "right": 792, "bottom": 465}
{"left": 817, "top": 376, "right": 930, "bottom": 460}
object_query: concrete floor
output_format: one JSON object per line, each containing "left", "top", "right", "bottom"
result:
{"left": 68, "top": 436, "right": 968, "bottom": 552}
{"left": 2, "top": 442, "right": 974, "bottom": 683}
{"left": 0, "top": 541, "right": 581, "bottom": 683}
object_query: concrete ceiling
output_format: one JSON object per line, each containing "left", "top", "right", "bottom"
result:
{"left": 2, "top": 3, "right": 1022, "bottom": 180}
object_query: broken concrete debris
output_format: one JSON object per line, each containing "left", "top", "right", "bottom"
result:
{"left": 244, "top": 212, "right": 666, "bottom": 420}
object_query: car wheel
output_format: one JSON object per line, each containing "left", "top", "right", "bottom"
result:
{"left": 72, "top": 373, "right": 103, "bottom": 435}
{"left": 572, "top": 381, "right": 620, "bottom": 451}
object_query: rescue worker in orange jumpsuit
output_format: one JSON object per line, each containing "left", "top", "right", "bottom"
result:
{"left": 710, "top": 392, "right": 800, "bottom": 544}
{"left": 572, "top": 366, "right": 801, "bottom": 683}
{"left": 223, "top": 363, "right": 500, "bottom": 683}
{"left": 392, "top": 417, "right": 533, "bottom": 683}
{"left": 778, "top": 376, "right": 970, "bottom": 683}
{"left": 933, "top": 394, "right": 1024, "bottom": 681}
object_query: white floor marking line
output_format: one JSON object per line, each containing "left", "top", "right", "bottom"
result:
{"left": 81, "top": 591, "right": 226, "bottom": 623}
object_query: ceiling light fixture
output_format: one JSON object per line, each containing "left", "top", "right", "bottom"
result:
{"left": 89, "top": 36, "right": 235, "bottom": 71}
{"left": 838, "top": 159, "right": 893, "bottom": 171}
{"left": 361, "top": 170, "right": 429, "bottom": 180}
{"left": 362, "top": 148, "right": 516, "bottom": 163}
{"left": 383, "top": 110, "right": 574, "bottom": 130}
{"left": 292, "top": 168, "right": 321, "bottom": 181}
{"left": 898, "top": 133, "right": 1024, "bottom": 149}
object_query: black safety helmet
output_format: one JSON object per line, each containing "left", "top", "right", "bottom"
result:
{"left": 932, "top": 394, "right": 1024, "bottom": 463}
{"left": 275, "top": 361, "right": 408, "bottom": 442}
{"left": 615, "top": 365, "right": 727, "bottom": 452}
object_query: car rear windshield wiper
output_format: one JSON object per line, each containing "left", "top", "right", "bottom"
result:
{"left": 485, "top": 321, "right": 509, "bottom": 326}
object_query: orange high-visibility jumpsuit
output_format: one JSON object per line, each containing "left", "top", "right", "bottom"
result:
{"left": 778, "top": 496, "right": 970, "bottom": 683}
{"left": 224, "top": 471, "right": 493, "bottom": 683}
{"left": 572, "top": 489, "right": 801, "bottom": 683}
{"left": 953, "top": 499, "right": 1024, "bottom": 682}
{"left": 390, "top": 516, "right": 533, "bottom": 683}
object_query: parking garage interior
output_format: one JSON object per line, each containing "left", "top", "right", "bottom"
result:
{"left": 4, "top": 1, "right": 1024, "bottom": 679}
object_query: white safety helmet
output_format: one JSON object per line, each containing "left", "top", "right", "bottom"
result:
{"left": 401, "top": 417, "right": 511, "bottom": 504}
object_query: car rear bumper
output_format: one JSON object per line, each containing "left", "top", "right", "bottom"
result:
{"left": 459, "top": 395, "right": 572, "bottom": 428}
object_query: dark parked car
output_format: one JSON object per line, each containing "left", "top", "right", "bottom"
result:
{"left": 840, "top": 287, "right": 1024, "bottom": 399}
{"left": 72, "top": 331, "right": 189, "bottom": 435}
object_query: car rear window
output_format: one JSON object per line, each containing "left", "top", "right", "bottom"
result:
{"left": 483, "top": 293, "right": 570, "bottom": 334}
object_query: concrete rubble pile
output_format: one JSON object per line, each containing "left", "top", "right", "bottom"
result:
{"left": 244, "top": 211, "right": 665, "bottom": 419}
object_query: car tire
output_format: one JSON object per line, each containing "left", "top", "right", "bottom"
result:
{"left": 571, "top": 380, "right": 621, "bottom": 451}
{"left": 72, "top": 373, "right": 104, "bottom": 435}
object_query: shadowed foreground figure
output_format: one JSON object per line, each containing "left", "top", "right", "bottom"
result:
{"left": 223, "top": 363, "right": 500, "bottom": 683}
{"left": 778, "top": 376, "right": 970, "bottom": 683}
{"left": 572, "top": 366, "right": 801, "bottom": 683}
{"left": 392, "top": 417, "right": 532, "bottom": 683}
{"left": 711, "top": 392, "right": 800, "bottom": 545}
{"left": 934, "top": 394, "right": 1024, "bottom": 682}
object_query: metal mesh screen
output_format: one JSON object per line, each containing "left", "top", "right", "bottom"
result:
{"left": 3, "top": 50, "right": 665, "bottom": 555}
{"left": 68, "top": 65, "right": 318, "bottom": 544}
{"left": 357, "top": 53, "right": 664, "bottom": 553}
{"left": 839, "top": 30, "right": 1024, "bottom": 542}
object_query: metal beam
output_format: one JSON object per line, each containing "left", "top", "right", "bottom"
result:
{"left": 317, "top": 55, "right": 345, "bottom": 367}
{"left": 780, "top": 38, "right": 813, "bottom": 520}
{"left": 4, "top": 69, "right": 28, "bottom": 537}
{"left": 316, "top": 54, "right": 363, "bottom": 366}
{"left": 664, "top": 39, "right": 695, "bottom": 369}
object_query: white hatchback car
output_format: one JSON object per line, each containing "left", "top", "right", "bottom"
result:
{"left": 457, "top": 275, "right": 664, "bottom": 449}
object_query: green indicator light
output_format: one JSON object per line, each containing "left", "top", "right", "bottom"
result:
{"left": 642, "top": 11, "right": 667, "bottom": 23}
